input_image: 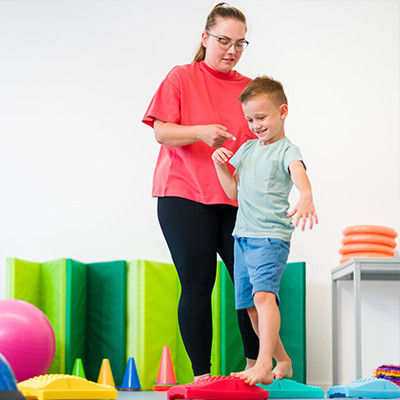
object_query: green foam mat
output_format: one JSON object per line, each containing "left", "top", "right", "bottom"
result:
{"left": 85, "top": 261, "right": 127, "bottom": 385}
{"left": 65, "top": 259, "right": 87, "bottom": 375}
{"left": 5, "top": 258, "right": 127, "bottom": 385}
{"left": 126, "top": 260, "right": 192, "bottom": 390}
{"left": 6, "top": 258, "right": 41, "bottom": 305}
{"left": 40, "top": 259, "right": 67, "bottom": 374}
{"left": 210, "top": 261, "right": 221, "bottom": 376}
{"left": 258, "top": 378, "right": 324, "bottom": 398}
{"left": 6, "top": 258, "right": 67, "bottom": 375}
{"left": 218, "top": 261, "right": 246, "bottom": 375}
{"left": 216, "top": 261, "right": 306, "bottom": 381}
{"left": 214, "top": 261, "right": 306, "bottom": 382}
{"left": 279, "top": 262, "right": 306, "bottom": 383}
{"left": 5, "top": 257, "right": 307, "bottom": 386}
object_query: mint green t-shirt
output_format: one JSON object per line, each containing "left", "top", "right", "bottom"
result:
{"left": 229, "top": 136, "right": 303, "bottom": 241}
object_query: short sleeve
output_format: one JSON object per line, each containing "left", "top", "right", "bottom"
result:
{"left": 283, "top": 144, "right": 305, "bottom": 172}
{"left": 229, "top": 142, "right": 248, "bottom": 170}
{"left": 142, "top": 67, "right": 182, "bottom": 128}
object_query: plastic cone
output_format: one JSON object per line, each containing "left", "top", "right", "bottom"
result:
{"left": 97, "top": 359, "right": 115, "bottom": 387}
{"left": 120, "top": 357, "right": 141, "bottom": 391}
{"left": 71, "top": 358, "right": 86, "bottom": 379}
{"left": 153, "top": 345, "right": 178, "bottom": 391}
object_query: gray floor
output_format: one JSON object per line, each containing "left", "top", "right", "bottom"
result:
{"left": 118, "top": 391, "right": 167, "bottom": 400}
{"left": 116, "top": 391, "right": 400, "bottom": 400}
{"left": 117, "top": 393, "right": 328, "bottom": 400}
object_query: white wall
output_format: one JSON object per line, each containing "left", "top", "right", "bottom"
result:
{"left": 0, "top": 0, "right": 399, "bottom": 387}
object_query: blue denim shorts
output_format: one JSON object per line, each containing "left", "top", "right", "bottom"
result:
{"left": 234, "top": 237, "right": 290, "bottom": 310}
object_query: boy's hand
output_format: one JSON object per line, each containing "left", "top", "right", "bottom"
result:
{"left": 287, "top": 195, "right": 318, "bottom": 230}
{"left": 212, "top": 147, "right": 234, "bottom": 165}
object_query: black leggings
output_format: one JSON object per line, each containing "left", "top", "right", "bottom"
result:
{"left": 158, "top": 197, "right": 259, "bottom": 376}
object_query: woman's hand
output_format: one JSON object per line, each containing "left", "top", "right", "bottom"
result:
{"left": 197, "top": 124, "right": 236, "bottom": 147}
{"left": 154, "top": 120, "right": 236, "bottom": 148}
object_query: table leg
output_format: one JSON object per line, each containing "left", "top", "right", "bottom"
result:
{"left": 332, "top": 278, "right": 339, "bottom": 385}
{"left": 354, "top": 262, "right": 362, "bottom": 379}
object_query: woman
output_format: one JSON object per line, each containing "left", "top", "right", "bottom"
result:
{"left": 142, "top": 3, "right": 259, "bottom": 381}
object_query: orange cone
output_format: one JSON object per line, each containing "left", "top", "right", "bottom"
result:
{"left": 153, "top": 345, "right": 178, "bottom": 391}
{"left": 97, "top": 359, "right": 115, "bottom": 387}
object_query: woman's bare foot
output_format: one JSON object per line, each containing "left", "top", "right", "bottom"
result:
{"left": 272, "top": 360, "right": 292, "bottom": 380}
{"left": 194, "top": 373, "right": 211, "bottom": 382}
{"left": 231, "top": 363, "right": 274, "bottom": 386}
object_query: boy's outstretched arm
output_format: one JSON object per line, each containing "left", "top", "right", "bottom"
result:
{"left": 287, "top": 160, "right": 318, "bottom": 230}
{"left": 211, "top": 148, "right": 239, "bottom": 201}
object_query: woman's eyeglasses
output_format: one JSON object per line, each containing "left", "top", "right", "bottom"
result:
{"left": 206, "top": 32, "right": 249, "bottom": 52}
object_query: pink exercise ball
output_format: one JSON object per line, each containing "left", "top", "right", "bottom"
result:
{"left": 0, "top": 299, "right": 56, "bottom": 382}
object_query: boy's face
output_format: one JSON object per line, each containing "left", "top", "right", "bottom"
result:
{"left": 242, "top": 95, "right": 288, "bottom": 146}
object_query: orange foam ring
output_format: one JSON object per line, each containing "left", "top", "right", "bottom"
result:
{"left": 342, "top": 234, "right": 397, "bottom": 248}
{"left": 339, "top": 243, "right": 395, "bottom": 256}
{"left": 343, "top": 225, "right": 398, "bottom": 239}
{"left": 340, "top": 252, "right": 393, "bottom": 264}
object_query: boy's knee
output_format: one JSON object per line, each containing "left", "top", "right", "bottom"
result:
{"left": 253, "top": 291, "right": 277, "bottom": 305}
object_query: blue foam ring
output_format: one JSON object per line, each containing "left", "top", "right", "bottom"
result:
{"left": 328, "top": 378, "right": 400, "bottom": 399}
{"left": 0, "top": 353, "right": 26, "bottom": 399}
{"left": 0, "top": 353, "right": 18, "bottom": 391}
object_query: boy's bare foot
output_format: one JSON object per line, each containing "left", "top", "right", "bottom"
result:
{"left": 194, "top": 373, "right": 211, "bottom": 382}
{"left": 246, "top": 358, "right": 256, "bottom": 369}
{"left": 231, "top": 364, "right": 274, "bottom": 386}
{"left": 272, "top": 360, "right": 292, "bottom": 380}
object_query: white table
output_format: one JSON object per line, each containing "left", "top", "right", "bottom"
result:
{"left": 331, "top": 257, "right": 400, "bottom": 385}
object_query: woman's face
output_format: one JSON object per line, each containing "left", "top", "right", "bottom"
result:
{"left": 202, "top": 17, "right": 247, "bottom": 73}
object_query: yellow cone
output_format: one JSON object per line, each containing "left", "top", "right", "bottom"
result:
{"left": 97, "top": 359, "right": 115, "bottom": 387}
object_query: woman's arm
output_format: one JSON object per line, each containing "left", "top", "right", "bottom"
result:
{"left": 287, "top": 160, "right": 318, "bottom": 230}
{"left": 154, "top": 119, "right": 236, "bottom": 147}
{"left": 212, "top": 148, "right": 239, "bottom": 201}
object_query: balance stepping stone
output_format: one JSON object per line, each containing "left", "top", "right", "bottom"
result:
{"left": 327, "top": 378, "right": 400, "bottom": 398}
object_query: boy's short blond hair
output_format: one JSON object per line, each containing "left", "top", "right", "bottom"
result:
{"left": 238, "top": 76, "right": 288, "bottom": 107}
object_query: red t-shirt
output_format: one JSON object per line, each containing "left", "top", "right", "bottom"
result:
{"left": 142, "top": 60, "right": 255, "bottom": 206}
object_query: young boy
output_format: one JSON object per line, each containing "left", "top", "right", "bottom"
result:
{"left": 211, "top": 76, "right": 318, "bottom": 386}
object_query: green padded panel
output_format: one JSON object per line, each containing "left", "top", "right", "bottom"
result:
{"left": 279, "top": 262, "right": 306, "bottom": 383}
{"left": 5, "top": 257, "right": 306, "bottom": 385}
{"left": 126, "top": 260, "right": 192, "bottom": 390}
{"left": 210, "top": 261, "right": 221, "bottom": 376}
{"left": 85, "top": 261, "right": 126, "bottom": 386}
{"left": 65, "top": 259, "right": 87, "bottom": 375}
{"left": 40, "top": 259, "right": 67, "bottom": 374}
{"left": 214, "top": 261, "right": 306, "bottom": 382}
{"left": 218, "top": 261, "right": 246, "bottom": 375}
{"left": 6, "top": 258, "right": 41, "bottom": 303}
{"left": 6, "top": 258, "right": 67, "bottom": 375}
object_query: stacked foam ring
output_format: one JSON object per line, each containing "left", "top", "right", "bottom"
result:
{"left": 339, "top": 225, "right": 398, "bottom": 264}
